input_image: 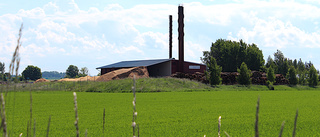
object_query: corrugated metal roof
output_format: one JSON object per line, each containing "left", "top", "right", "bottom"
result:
{"left": 96, "top": 59, "right": 172, "bottom": 69}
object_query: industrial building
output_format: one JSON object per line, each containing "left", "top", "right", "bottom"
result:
{"left": 96, "top": 6, "right": 206, "bottom": 77}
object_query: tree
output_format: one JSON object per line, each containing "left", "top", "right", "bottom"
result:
{"left": 237, "top": 62, "right": 251, "bottom": 85}
{"left": 267, "top": 66, "right": 276, "bottom": 84}
{"left": 308, "top": 65, "right": 319, "bottom": 87}
{"left": 273, "top": 50, "right": 289, "bottom": 76}
{"left": 65, "top": 65, "right": 79, "bottom": 78}
{"left": 22, "top": 65, "right": 42, "bottom": 81}
{"left": 0, "top": 62, "right": 4, "bottom": 81}
{"left": 287, "top": 66, "right": 298, "bottom": 85}
{"left": 205, "top": 57, "right": 222, "bottom": 86}
{"left": 201, "top": 39, "right": 265, "bottom": 72}
{"left": 0, "top": 62, "right": 4, "bottom": 74}
{"left": 79, "top": 67, "right": 89, "bottom": 77}
{"left": 42, "top": 71, "right": 66, "bottom": 79}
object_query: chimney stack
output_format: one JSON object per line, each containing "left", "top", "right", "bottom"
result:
{"left": 169, "top": 15, "right": 172, "bottom": 59}
{"left": 178, "top": 5, "right": 184, "bottom": 72}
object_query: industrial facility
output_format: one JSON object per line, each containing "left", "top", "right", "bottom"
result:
{"left": 96, "top": 6, "right": 206, "bottom": 77}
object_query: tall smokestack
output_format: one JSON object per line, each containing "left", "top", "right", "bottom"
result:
{"left": 178, "top": 5, "right": 184, "bottom": 72}
{"left": 169, "top": 15, "right": 172, "bottom": 59}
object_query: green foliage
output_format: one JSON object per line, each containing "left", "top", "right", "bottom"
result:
{"left": 65, "top": 65, "right": 79, "bottom": 78}
{"left": 287, "top": 66, "right": 298, "bottom": 85}
{"left": 22, "top": 65, "right": 42, "bottom": 81}
{"left": 237, "top": 62, "right": 251, "bottom": 85}
{"left": 78, "top": 67, "right": 89, "bottom": 77}
{"left": 308, "top": 65, "right": 319, "bottom": 87}
{"left": 201, "top": 39, "right": 265, "bottom": 72}
{"left": 274, "top": 50, "right": 289, "bottom": 76}
{"left": 0, "top": 62, "right": 4, "bottom": 74}
{"left": 267, "top": 66, "right": 276, "bottom": 84}
{"left": 42, "top": 71, "right": 66, "bottom": 79}
{"left": 0, "top": 62, "right": 4, "bottom": 81}
{"left": 205, "top": 57, "right": 222, "bottom": 86}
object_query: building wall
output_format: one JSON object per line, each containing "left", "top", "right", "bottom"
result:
{"left": 171, "top": 60, "right": 206, "bottom": 74}
{"left": 100, "top": 60, "right": 206, "bottom": 77}
{"left": 147, "top": 61, "right": 171, "bottom": 77}
{"left": 183, "top": 61, "right": 206, "bottom": 74}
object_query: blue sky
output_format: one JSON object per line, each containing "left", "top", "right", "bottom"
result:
{"left": 1, "top": 0, "right": 320, "bottom": 75}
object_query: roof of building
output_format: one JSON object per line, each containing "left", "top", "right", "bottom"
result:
{"left": 96, "top": 59, "right": 172, "bottom": 69}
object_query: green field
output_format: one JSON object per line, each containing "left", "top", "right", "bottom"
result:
{"left": 2, "top": 89, "right": 320, "bottom": 136}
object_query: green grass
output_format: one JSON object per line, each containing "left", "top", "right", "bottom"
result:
{"left": 2, "top": 90, "right": 320, "bottom": 136}
{"left": 2, "top": 77, "right": 319, "bottom": 92}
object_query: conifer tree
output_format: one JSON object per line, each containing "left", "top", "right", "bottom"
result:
{"left": 237, "top": 62, "right": 251, "bottom": 85}
{"left": 205, "top": 57, "right": 222, "bottom": 86}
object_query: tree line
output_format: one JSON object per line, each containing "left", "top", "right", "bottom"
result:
{"left": 203, "top": 39, "right": 319, "bottom": 87}
{"left": 0, "top": 63, "right": 90, "bottom": 82}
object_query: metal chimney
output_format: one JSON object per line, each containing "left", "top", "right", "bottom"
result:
{"left": 169, "top": 15, "right": 172, "bottom": 59}
{"left": 178, "top": 6, "right": 184, "bottom": 72}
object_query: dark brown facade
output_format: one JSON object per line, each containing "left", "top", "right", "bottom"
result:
{"left": 171, "top": 60, "right": 206, "bottom": 74}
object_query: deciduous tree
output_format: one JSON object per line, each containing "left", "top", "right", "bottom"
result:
{"left": 79, "top": 67, "right": 89, "bottom": 77}
{"left": 287, "top": 66, "right": 298, "bottom": 85}
{"left": 308, "top": 65, "right": 319, "bottom": 87}
{"left": 65, "top": 65, "right": 79, "bottom": 78}
{"left": 22, "top": 65, "right": 42, "bottom": 81}
{"left": 201, "top": 39, "right": 264, "bottom": 72}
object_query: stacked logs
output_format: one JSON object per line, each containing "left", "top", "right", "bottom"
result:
{"left": 274, "top": 74, "right": 289, "bottom": 85}
{"left": 221, "top": 72, "right": 239, "bottom": 85}
{"left": 251, "top": 71, "right": 267, "bottom": 85}
{"left": 171, "top": 71, "right": 289, "bottom": 85}
{"left": 171, "top": 72, "right": 208, "bottom": 84}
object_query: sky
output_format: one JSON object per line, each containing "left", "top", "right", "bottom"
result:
{"left": 1, "top": 0, "right": 320, "bottom": 76}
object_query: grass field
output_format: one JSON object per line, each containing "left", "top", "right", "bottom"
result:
{"left": 2, "top": 89, "right": 320, "bottom": 136}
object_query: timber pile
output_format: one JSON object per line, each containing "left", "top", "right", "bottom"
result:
{"left": 221, "top": 72, "right": 239, "bottom": 85}
{"left": 274, "top": 74, "right": 289, "bottom": 85}
{"left": 171, "top": 72, "right": 208, "bottom": 84}
{"left": 172, "top": 71, "right": 289, "bottom": 85}
{"left": 251, "top": 71, "right": 267, "bottom": 85}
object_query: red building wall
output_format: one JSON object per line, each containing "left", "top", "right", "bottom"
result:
{"left": 171, "top": 60, "right": 206, "bottom": 74}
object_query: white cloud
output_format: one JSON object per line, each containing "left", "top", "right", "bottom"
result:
{"left": 2, "top": 0, "right": 320, "bottom": 73}
{"left": 228, "top": 18, "right": 320, "bottom": 49}
{"left": 114, "top": 46, "right": 143, "bottom": 54}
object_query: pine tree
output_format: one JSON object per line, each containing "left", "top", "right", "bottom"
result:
{"left": 205, "top": 57, "right": 222, "bottom": 86}
{"left": 267, "top": 66, "right": 276, "bottom": 84}
{"left": 237, "top": 62, "right": 251, "bottom": 85}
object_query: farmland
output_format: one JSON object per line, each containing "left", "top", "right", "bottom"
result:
{"left": 2, "top": 89, "right": 320, "bottom": 136}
